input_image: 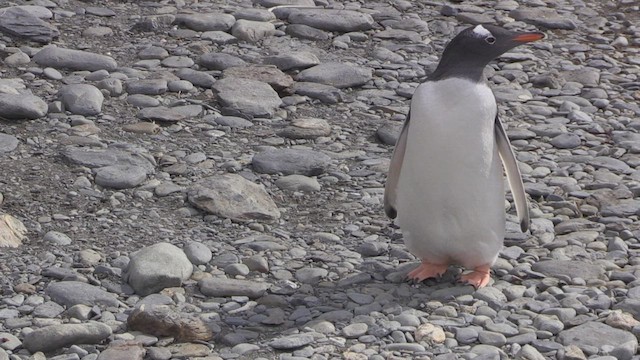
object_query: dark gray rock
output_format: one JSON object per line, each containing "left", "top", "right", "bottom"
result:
{"left": 0, "top": 94, "right": 47, "bottom": 120}
{"left": 46, "top": 281, "right": 119, "bottom": 307}
{"left": 94, "top": 165, "right": 147, "bottom": 189}
{"left": 291, "top": 82, "right": 343, "bottom": 104}
{"left": 269, "top": 334, "right": 314, "bottom": 350}
{"left": 252, "top": 148, "right": 331, "bottom": 176}
{"left": 199, "top": 53, "right": 246, "bottom": 70}
{"left": 126, "top": 79, "right": 168, "bottom": 95}
{"left": 0, "top": 6, "right": 59, "bottom": 43}
{"left": 377, "top": 122, "right": 403, "bottom": 145}
{"left": 63, "top": 147, "right": 156, "bottom": 174}
{"left": 174, "top": 13, "right": 235, "bottom": 32}
{"left": 263, "top": 51, "right": 320, "bottom": 71}
{"left": 550, "top": 133, "right": 581, "bottom": 149}
{"left": 176, "top": 68, "right": 216, "bottom": 88}
{"left": 558, "top": 322, "right": 637, "bottom": 360}
{"left": 286, "top": 24, "right": 331, "bottom": 40}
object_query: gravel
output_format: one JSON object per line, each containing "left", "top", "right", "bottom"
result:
{"left": 1, "top": 0, "right": 640, "bottom": 359}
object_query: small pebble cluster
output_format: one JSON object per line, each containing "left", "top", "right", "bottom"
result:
{"left": 1, "top": 0, "right": 640, "bottom": 359}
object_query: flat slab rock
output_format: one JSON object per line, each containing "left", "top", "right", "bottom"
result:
{"left": 252, "top": 148, "right": 331, "bottom": 176}
{"left": 0, "top": 214, "right": 27, "bottom": 248}
{"left": 0, "top": 6, "right": 59, "bottom": 43}
{"left": 188, "top": 174, "right": 280, "bottom": 222}
{"left": 63, "top": 146, "right": 156, "bottom": 174}
{"left": 223, "top": 65, "right": 293, "bottom": 91}
{"left": 558, "top": 322, "right": 637, "bottom": 360}
{"left": 531, "top": 260, "right": 605, "bottom": 280}
{"left": 296, "top": 62, "right": 372, "bottom": 89}
{"left": 213, "top": 77, "right": 282, "bottom": 118}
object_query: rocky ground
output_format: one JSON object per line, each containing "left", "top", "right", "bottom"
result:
{"left": 1, "top": 0, "right": 640, "bottom": 359}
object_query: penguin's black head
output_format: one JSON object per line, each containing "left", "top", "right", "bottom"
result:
{"left": 430, "top": 24, "right": 545, "bottom": 82}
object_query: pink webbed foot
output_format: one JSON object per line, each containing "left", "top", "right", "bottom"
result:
{"left": 459, "top": 264, "right": 492, "bottom": 289}
{"left": 407, "top": 261, "right": 449, "bottom": 282}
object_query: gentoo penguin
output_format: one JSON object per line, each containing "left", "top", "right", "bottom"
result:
{"left": 384, "top": 24, "right": 544, "bottom": 288}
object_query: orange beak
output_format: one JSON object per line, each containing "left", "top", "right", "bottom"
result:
{"left": 513, "top": 32, "right": 545, "bottom": 43}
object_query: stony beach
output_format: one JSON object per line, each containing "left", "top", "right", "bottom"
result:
{"left": 1, "top": 0, "right": 640, "bottom": 359}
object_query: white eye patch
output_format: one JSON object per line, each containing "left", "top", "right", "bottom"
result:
{"left": 472, "top": 25, "right": 493, "bottom": 38}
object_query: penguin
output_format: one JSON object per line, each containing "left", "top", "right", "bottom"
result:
{"left": 383, "top": 24, "right": 544, "bottom": 288}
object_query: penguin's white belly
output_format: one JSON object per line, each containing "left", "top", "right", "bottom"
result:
{"left": 396, "top": 78, "right": 505, "bottom": 269}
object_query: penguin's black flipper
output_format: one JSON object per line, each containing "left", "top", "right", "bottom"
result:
{"left": 384, "top": 112, "right": 410, "bottom": 219}
{"left": 494, "top": 114, "right": 530, "bottom": 232}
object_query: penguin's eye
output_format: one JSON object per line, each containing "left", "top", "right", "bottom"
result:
{"left": 485, "top": 36, "right": 496, "bottom": 44}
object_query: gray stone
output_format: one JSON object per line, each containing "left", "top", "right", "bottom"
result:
{"left": 377, "top": 122, "right": 403, "bottom": 145}
{"left": 212, "top": 77, "right": 282, "bottom": 118}
{"left": 127, "top": 94, "right": 160, "bottom": 108}
{"left": 275, "top": 175, "right": 321, "bottom": 192}
{"left": 33, "top": 46, "right": 117, "bottom": 71}
{"left": 126, "top": 79, "right": 168, "bottom": 95}
{"left": 176, "top": 68, "right": 216, "bottom": 88}
{"left": 288, "top": 9, "right": 375, "bottom": 32}
{"left": 550, "top": 133, "right": 581, "bottom": 149}
{"left": 0, "top": 94, "right": 47, "bottom": 120}
{"left": 342, "top": 323, "right": 368, "bottom": 338}
{"left": 297, "top": 62, "right": 372, "bottom": 89}
{"left": 59, "top": 84, "right": 104, "bottom": 116}
{"left": 46, "top": 281, "right": 118, "bottom": 307}
{"left": 63, "top": 147, "right": 155, "bottom": 174}
{"left": 223, "top": 65, "right": 293, "bottom": 91}
{"left": 183, "top": 242, "right": 212, "bottom": 265}
{"left": 0, "top": 6, "right": 59, "bottom": 43}
{"left": 252, "top": 148, "right": 331, "bottom": 176}
{"left": 269, "top": 334, "right": 314, "bottom": 350}
{"left": 277, "top": 118, "right": 330, "bottom": 139}
{"left": 5, "top": 52, "right": 30, "bottom": 67}
{"left": 285, "top": 24, "right": 331, "bottom": 40}
{"left": 510, "top": 8, "right": 577, "bottom": 30}
{"left": 224, "top": 263, "right": 250, "bottom": 276}
{"left": 531, "top": 260, "right": 605, "bottom": 280}
{"left": 188, "top": 174, "right": 280, "bottom": 222}
{"left": 123, "top": 242, "right": 194, "bottom": 296}
{"left": 202, "top": 30, "right": 238, "bottom": 44}
{"left": 96, "top": 78, "right": 124, "bottom": 96}
{"left": 295, "top": 267, "right": 328, "bottom": 284}
{"left": 0, "top": 332, "right": 20, "bottom": 350}
{"left": 94, "top": 165, "right": 147, "bottom": 189}
{"left": 199, "top": 277, "right": 269, "bottom": 299}
{"left": 263, "top": 51, "right": 320, "bottom": 71}
{"left": 515, "top": 345, "right": 546, "bottom": 360}
{"left": 138, "top": 106, "right": 187, "bottom": 123}
{"left": 22, "top": 322, "right": 112, "bottom": 353}
{"left": 0, "top": 133, "right": 19, "bottom": 153}
{"left": 174, "top": 13, "right": 235, "bottom": 32}
{"left": 43, "top": 231, "right": 72, "bottom": 245}
{"left": 558, "top": 322, "right": 637, "bottom": 360}
{"left": 199, "top": 52, "right": 246, "bottom": 70}
{"left": 231, "top": 19, "right": 275, "bottom": 42}
{"left": 213, "top": 115, "right": 253, "bottom": 128}
{"left": 33, "top": 301, "right": 65, "bottom": 318}
{"left": 291, "top": 82, "right": 343, "bottom": 104}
